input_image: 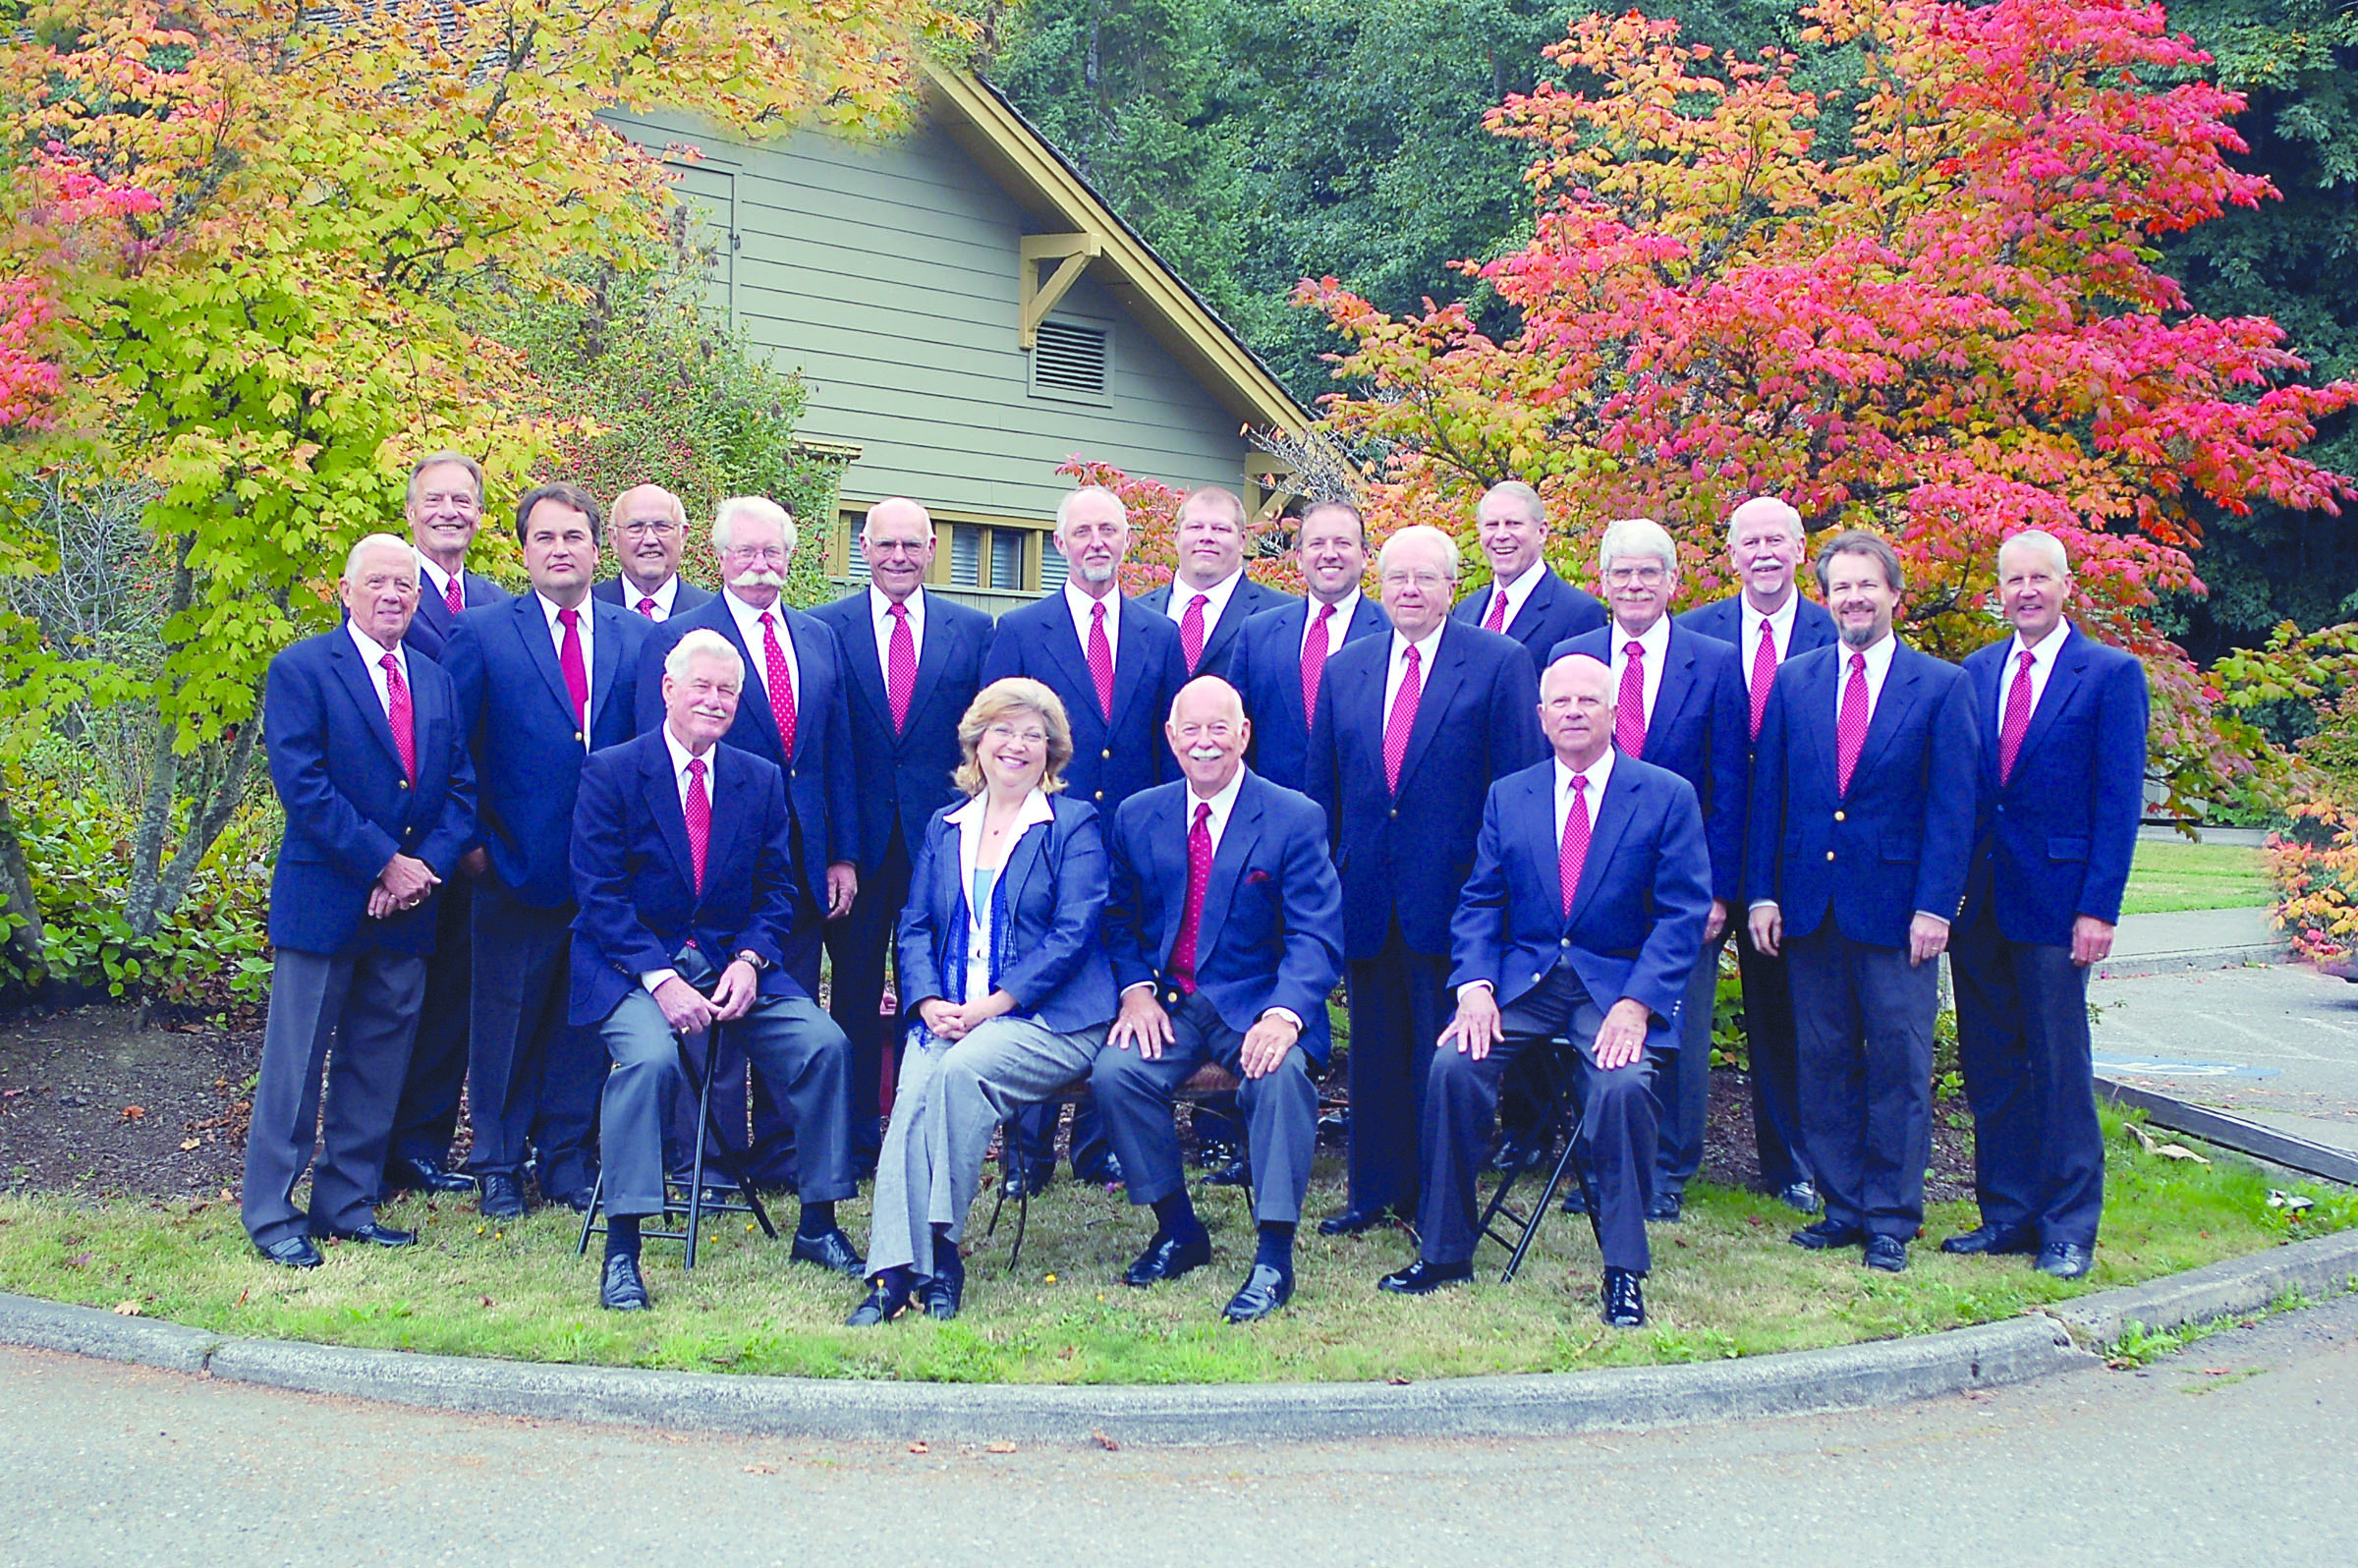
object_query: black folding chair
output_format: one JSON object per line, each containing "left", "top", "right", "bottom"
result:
{"left": 576, "top": 1018, "right": 778, "bottom": 1270}
{"left": 1474, "top": 1038, "right": 1600, "bottom": 1282}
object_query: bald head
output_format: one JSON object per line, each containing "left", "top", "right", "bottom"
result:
{"left": 612, "top": 484, "right": 687, "bottom": 595}
{"left": 862, "top": 496, "right": 936, "bottom": 602}
{"left": 1167, "top": 676, "right": 1251, "bottom": 798}
{"left": 1539, "top": 652, "right": 1615, "bottom": 770}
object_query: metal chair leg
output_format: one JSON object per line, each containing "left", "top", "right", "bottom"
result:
{"left": 575, "top": 1169, "right": 604, "bottom": 1259}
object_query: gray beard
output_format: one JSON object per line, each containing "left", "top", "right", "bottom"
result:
{"left": 1839, "top": 623, "right": 1882, "bottom": 650}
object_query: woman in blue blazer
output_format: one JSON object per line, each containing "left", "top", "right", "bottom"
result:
{"left": 850, "top": 678, "right": 1118, "bottom": 1325}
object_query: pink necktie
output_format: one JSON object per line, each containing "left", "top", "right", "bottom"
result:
{"left": 886, "top": 600, "right": 917, "bottom": 735}
{"left": 1168, "top": 801, "right": 1213, "bottom": 992}
{"left": 380, "top": 653, "right": 416, "bottom": 782}
{"left": 1301, "top": 602, "right": 1336, "bottom": 727}
{"left": 1383, "top": 644, "right": 1422, "bottom": 794}
{"left": 1179, "top": 592, "right": 1210, "bottom": 673}
{"left": 1998, "top": 648, "right": 2036, "bottom": 784}
{"left": 1560, "top": 774, "right": 1591, "bottom": 917}
{"left": 760, "top": 611, "right": 798, "bottom": 757}
{"left": 1836, "top": 650, "right": 1870, "bottom": 795}
{"left": 1483, "top": 587, "right": 1509, "bottom": 634}
{"left": 636, "top": 595, "right": 658, "bottom": 620}
{"left": 1087, "top": 600, "right": 1114, "bottom": 719}
{"left": 1749, "top": 618, "right": 1777, "bottom": 740}
{"left": 555, "top": 606, "right": 589, "bottom": 733}
{"left": 683, "top": 756, "right": 710, "bottom": 894}
{"left": 443, "top": 575, "right": 464, "bottom": 617}
{"left": 1615, "top": 640, "right": 1648, "bottom": 757}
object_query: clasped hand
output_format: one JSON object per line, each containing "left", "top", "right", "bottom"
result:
{"left": 652, "top": 959, "right": 760, "bottom": 1035}
{"left": 366, "top": 853, "right": 439, "bottom": 920}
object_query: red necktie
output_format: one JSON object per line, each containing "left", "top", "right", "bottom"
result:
{"left": 1749, "top": 617, "right": 1777, "bottom": 740}
{"left": 1998, "top": 647, "right": 2036, "bottom": 784}
{"left": 886, "top": 600, "right": 917, "bottom": 735}
{"left": 636, "top": 595, "right": 658, "bottom": 620}
{"left": 1086, "top": 600, "right": 1114, "bottom": 719}
{"left": 1301, "top": 601, "right": 1336, "bottom": 727}
{"left": 555, "top": 606, "right": 589, "bottom": 734}
{"left": 1179, "top": 591, "right": 1210, "bottom": 673}
{"left": 1615, "top": 639, "right": 1648, "bottom": 757}
{"left": 1383, "top": 643, "right": 1422, "bottom": 794}
{"left": 1483, "top": 586, "right": 1510, "bottom": 634}
{"left": 1168, "top": 800, "right": 1213, "bottom": 992}
{"left": 1560, "top": 773, "right": 1591, "bottom": 917}
{"left": 760, "top": 610, "right": 798, "bottom": 757}
{"left": 380, "top": 652, "right": 416, "bottom": 783}
{"left": 683, "top": 756, "right": 710, "bottom": 894}
{"left": 1836, "top": 650, "right": 1870, "bottom": 795}
{"left": 443, "top": 574, "right": 464, "bottom": 617}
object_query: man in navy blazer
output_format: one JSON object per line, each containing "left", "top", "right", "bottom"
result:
{"left": 1945, "top": 532, "right": 2148, "bottom": 1280}
{"left": 1551, "top": 517, "right": 1747, "bottom": 1221}
{"left": 808, "top": 498, "right": 994, "bottom": 1171}
{"left": 383, "top": 452, "right": 509, "bottom": 1200}
{"left": 1228, "top": 499, "right": 1390, "bottom": 793}
{"left": 1095, "top": 677, "right": 1345, "bottom": 1322}
{"left": 1678, "top": 496, "right": 1839, "bottom": 1214}
{"left": 1747, "top": 530, "right": 1980, "bottom": 1272}
{"left": 636, "top": 494, "right": 861, "bottom": 1190}
{"left": 591, "top": 483, "right": 715, "bottom": 623}
{"left": 444, "top": 482, "right": 653, "bottom": 1218}
{"left": 1379, "top": 654, "right": 1710, "bottom": 1327}
{"left": 569, "top": 629, "right": 863, "bottom": 1311}
{"left": 1451, "top": 480, "right": 1605, "bottom": 677}
{"left": 1307, "top": 524, "right": 1546, "bottom": 1234}
{"left": 1135, "top": 484, "right": 1296, "bottom": 681}
{"left": 979, "top": 484, "right": 1188, "bottom": 1190}
{"left": 243, "top": 535, "right": 477, "bottom": 1267}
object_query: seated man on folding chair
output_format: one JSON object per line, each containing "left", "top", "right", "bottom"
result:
{"left": 1377, "top": 653, "right": 1709, "bottom": 1327}
{"left": 569, "top": 628, "right": 864, "bottom": 1312}
{"left": 1095, "top": 677, "right": 1344, "bottom": 1322}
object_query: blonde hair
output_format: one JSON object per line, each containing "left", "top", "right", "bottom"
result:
{"left": 953, "top": 678, "right": 1075, "bottom": 797}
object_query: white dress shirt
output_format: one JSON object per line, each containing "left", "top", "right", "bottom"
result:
{"left": 346, "top": 618, "right": 410, "bottom": 716}
{"left": 640, "top": 724, "right": 724, "bottom": 994}
{"left": 1830, "top": 630, "right": 1898, "bottom": 727}
{"left": 1995, "top": 623, "right": 2070, "bottom": 734}
{"left": 1737, "top": 590, "right": 1803, "bottom": 690}
{"left": 534, "top": 591, "right": 594, "bottom": 745}
{"left": 869, "top": 584, "right": 927, "bottom": 672}
{"left": 1302, "top": 588, "right": 1364, "bottom": 657}
{"left": 1062, "top": 579, "right": 1121, "bottom": 673}
{"left": 1163, "top": 566, "right": 1244, "bottom": 644}
{"left": 946, "top": 787, "right": 1056, "bottom": 1006}
{"left": 1384, "top": 621, "right": 1448, "bottom": 713}
{"left": 1482, "top": 559, "right": 1549, "bottom": 632}
{"left": 1606, "top": 613, "right": 1672, "bottom": 728}
{"left": 722, "top": 588, "right": 801, "bottom": 713}
{"left": 622, "top": 574, "right": 682, "bottom": 621}
{"left": 416, "top": 551, "right": 466, "bottom": 608}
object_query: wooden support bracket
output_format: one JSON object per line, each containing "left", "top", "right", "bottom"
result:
{"left": 1020, "top": 233, "right": 1103, "bottom": 349}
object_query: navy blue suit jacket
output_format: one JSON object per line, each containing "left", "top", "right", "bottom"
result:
{"left": 1306, "top": 623, "right": 1546, "bottom": 960}
{"left": 1228, "top": 594, "right": 1390, "bottom": 793}
{"left": 635, "top": 594, "right": 861, "bottom": 905}
{"left": 1103, "top": 771, "right": 1345, "bottom": 1063}
{"left": 807, "top": 587, "right": 995, "bottom": 868}
{"left": 1452, "top": 567, "right": 1606, "bottom": 679}
{"left": 895, "top": 794, "right": 1120, "bottom": 1035}
{"left": 566, "top": 730, "right": 804, "bottom": 1026}
{"left": 1549, "top": 622, "right": 1750, "bottom": 902}
{"left": 592, "top": 575, "right": 715, "bottom": 618}
{"left": 263, "top": 629, "right": 477, "bottom": 957}
{"left": 403, "top": 565, "right": 508, "bottom": 663}
{"left": 1137, "top": 577, "right": 1298, "bottom": 681}
{"left": 1962, "top": 624, "right": 2149, "bottom": 945}
{"left": 980, "top": 591, "right": 1186, "bottom": 812}
{"left": 444, "top": 593, "right": 651, "bottom": 910}
{"left": 1450, "top": 756, "right": 1712, "bottom": 1028}
{"left": 1745, "top": 640, "right": 1981, "bottom": 947}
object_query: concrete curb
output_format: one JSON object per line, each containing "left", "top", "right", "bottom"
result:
{"left": 3, "top": 1230, "right": 2352, "bottom": 1445}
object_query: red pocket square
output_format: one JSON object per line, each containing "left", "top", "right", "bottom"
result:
{"left": 1246, "top": 868, "right": 1272, "bottom": 884}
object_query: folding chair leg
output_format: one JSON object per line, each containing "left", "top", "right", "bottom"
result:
{"left": 1503, "top": 1133, "right": 1585, "bottom": 1284}
{"left": 575, "top": 1169, "right": 604, "bottom": 1259}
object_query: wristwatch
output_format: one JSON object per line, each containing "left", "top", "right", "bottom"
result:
{"left": 734, "top": 949, "right": 769, "bottom": 972}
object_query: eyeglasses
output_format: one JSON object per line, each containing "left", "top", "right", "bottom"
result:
{"left": 1604, "top": 564, "right": 1667, "bottom": 587}
{"left": 1380, "top": 570, "right": 1450, "bottom": 589}
{"left": 722, "top": 544, "right": 790, "bottom": 566}
{"left": 983, "top": 723, "right": 1050, "bottom": 747}
{"left": 866, "top": 538, "right": 929, "bottom": 555}
{"left": 617, "top": 519, "right": 681, "bottom": 538}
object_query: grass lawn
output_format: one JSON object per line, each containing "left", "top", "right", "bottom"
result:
{"left": 2119, "top": 839, "right": 2273, "bottom": 916}
{"left": 3, "top": 1106, "right": 2347, "bottom": 1383}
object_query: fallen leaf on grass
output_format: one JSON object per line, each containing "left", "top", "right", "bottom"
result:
{"left": 111, "top": 1301, "right": 141, "bottom": 1316}
{"left": 1090, "top": 1430, "right": 1120, "bottom": 1451}
{"left": 478, "top": 1296, "right": 494, "bottom": 1309}
{"left": 63, "top": 1252, "right": 91, "bottom": 1269}
{"left": 179, "top": 1139, "right": 200, "bottom": 1151}
{"left": 907, "top": 1441, "right": 929, "bottom": 1454}
{"left": 986, "top": 1442, "right": 1017, "bottom": 1454}
{"left": 121, "top": 1105, "right": 145, "bottom": 1121}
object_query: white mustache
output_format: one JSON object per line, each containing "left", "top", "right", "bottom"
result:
{"left": 730, "top": 568, "right": 787, "bottom": 589}
{"left": 1186, "top": 745, "right": 1225, "bottom": 761}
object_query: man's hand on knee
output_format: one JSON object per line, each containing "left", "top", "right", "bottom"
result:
{"left": 1593, "top": 998, "right": 1653, "bottom": 1071}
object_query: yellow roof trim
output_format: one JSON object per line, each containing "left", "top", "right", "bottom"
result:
{"left": 919, "top": 62, "right": 1309, "bottom": 437}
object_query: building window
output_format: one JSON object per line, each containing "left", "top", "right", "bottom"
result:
{"left": 1030, "top": 315, "right": 1113, "bottom": 406}
{"left": 946, "top": 523, "right": 1033, "bottom": 591}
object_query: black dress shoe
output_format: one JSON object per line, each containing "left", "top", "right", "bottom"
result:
{"left": 1863, "top": 1235, "right": 1909, "bottom": 1272}
{"left": 255, "top": 1235, "right": 322, "bottom": 1269}
{"left": 1939, "top": 1222, "right": 2038, "bottom": 1257}
{"left": 2035, "top": 1242, "right": 2094, "bottom": 1279}
{"left": 1377, "top": 1259, "right": 1472, "bottom": 1295}
{"left": 921, "top": 1270, "right": 963, "bottom": 1320}
{"left": 314, "top": 1220, "right": 416, "bottom": 1248}
{"left": 478, "top": 1172, "right": 528, "bottom": 1219}
{"left": 1222, "top": 1263, "right": 1294, "bottom": 1322}
{"left": 1000, "top": 1163, "right": 1054, "bottom": 1202}
{"left": 600, "top": 1254, "right": 650, "bottom": 1311}
{"left": 1776, "top": 1181, "right": 1822, "bottom": 1216}
{"left": 1790, "top": 1218, "right": 1866, "bottom": 1250}
{"left": 1317, "top": 1205, "right": 1402, "bottom": 1237}
{"left": 551, "top": 1187, "right": 596, "bottom": 1214}
{"left": 847, "top": 1271, "right": 913, "bottom": 1326}
{"left": 1123, "top": 1228, "right": 1212, "bottom": 1287}
{"left": 1647, "top": 1189, "right": 1683, "bottom": 1222}
{"left": 791, "top": 1227, "right": 867, "bottom": 1278}
{"left": 1559, "top": 1185, "right": 1589, "bottom": 1216}
{"left": 1600, "top": 1266, "right": 1647, "bottom": 1328}
{"left": 403, "top": 1156, "right": 477, "bottom": 1194}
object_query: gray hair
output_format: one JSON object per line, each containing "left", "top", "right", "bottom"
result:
{"left": 713, "top": 495, "right": 797, "bottom": 556}
{"left": 1054, "top": 484, "right": 1127, "bottom": 536}
{"left": 343, "top": 532, "right": 416, "bottom": 580}
{"left": 1598, "top": 517, "right": 1678, "bottom": 577}
{"left": 1479, "top": 479, "right": 1545, "bottom": 526}
{"left": 1726, "top": 496, "right": 1804, "bottom": 540}
{"left": 1998, "top": 530, "right": 2070, "bottom": 577}
{"left": 663, "top": 627, "right": 746, "bottom": 687}
{"left": 406, "top": 451, "right": 483, "bottom": 508}
{"left": 1376, "top": 524, "right": 1462, "bottom": 581}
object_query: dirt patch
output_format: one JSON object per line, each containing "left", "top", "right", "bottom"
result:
{"left": 1702, "top": 1065, "right": 1977, "bottom": 1204}
{"left": 0, "top": 1006, "right": 258, "bottom": 1200}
